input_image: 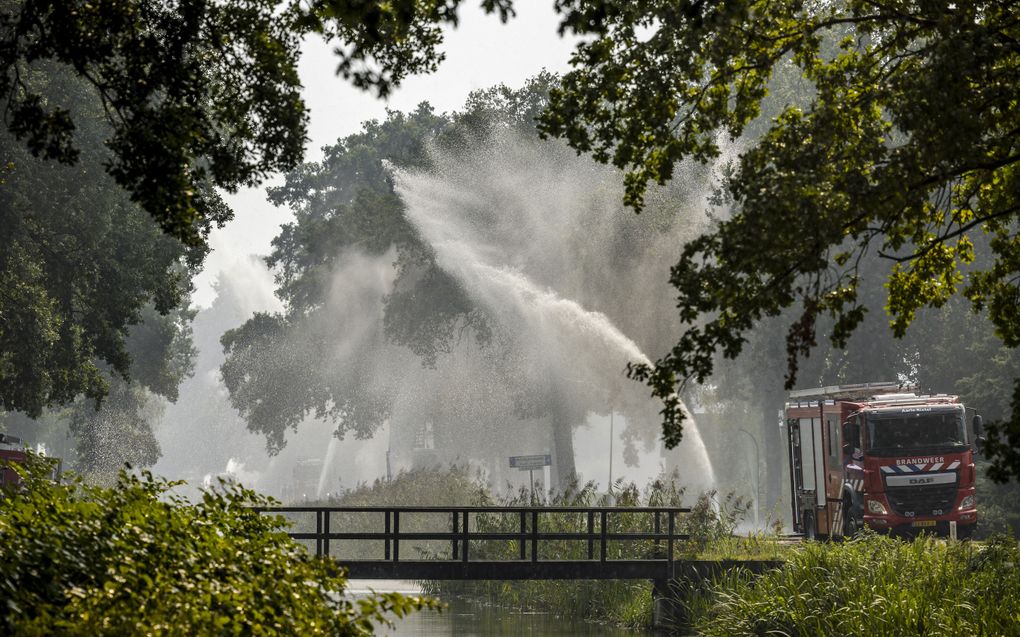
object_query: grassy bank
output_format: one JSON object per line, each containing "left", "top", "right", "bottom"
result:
{"left": 687, "top": 533, "right": 1020, "bottom": 636}
{"left": 292, "top": 467, "right": 1020, "bottom": 635}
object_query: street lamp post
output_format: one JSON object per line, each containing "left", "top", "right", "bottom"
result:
{"left": 737, "top": 427, "right": 761, "bottom": 528}
{"left": 608, "top": 410, "right": 614, "bottom": 494}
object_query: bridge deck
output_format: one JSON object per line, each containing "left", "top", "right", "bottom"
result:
{"left": 341, "top": 559, "right": 673, "bottom": 580}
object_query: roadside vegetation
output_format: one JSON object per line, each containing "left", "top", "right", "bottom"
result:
{"left": 0, "top": 454, "right": 434, "bottom": 635}
{"left": 687, "top": 532, "right": 1020, "bottom": 637}
{"left": 304, "top": 466, "right": 1020, "bottom": 635}
{"left": 307, "top": 466, "right": 773, "bottom": 631}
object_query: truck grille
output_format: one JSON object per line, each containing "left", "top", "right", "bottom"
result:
{"left": 885, "top": 483, "right": 958, "bottom": 517}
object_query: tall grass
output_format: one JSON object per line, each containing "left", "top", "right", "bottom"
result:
{"left": 690, "top": 533, "right": 1020, "bottom": 636}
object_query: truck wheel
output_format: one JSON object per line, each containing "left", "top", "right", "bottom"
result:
{"left": 842, "top": 497, "right": 859, "bottom": 537}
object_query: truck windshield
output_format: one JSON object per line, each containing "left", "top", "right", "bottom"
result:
{"left": 865, "top": 409, "right": 967, "bottom": 455}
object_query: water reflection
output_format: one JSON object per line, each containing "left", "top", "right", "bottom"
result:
{"left": 383, "top": 600, "right": 649, "bottom": 637}
{"left": 350, "top": 582, "right": 648, "bottom": 635}
{"left": 349, "top": 580, "right": 649, "bottom": 636}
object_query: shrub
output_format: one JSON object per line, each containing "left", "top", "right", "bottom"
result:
{"left": 692, "top": 532, "right": 1020, "bottom": 636}
{"left": 0, "top": 454, "right": 434, "bottom": 636}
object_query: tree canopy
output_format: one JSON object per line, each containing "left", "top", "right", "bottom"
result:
{"left": 541, "top": 0, "right": 1020, "bottom": 480}
{"left": 0, "top": 0, "right": 511, "bottom": 445}
{"left": 1, "top": 0, "right": 512, "bottom": 246}
{"left": 0, "top": 64, "right": 209, "bottom": 418}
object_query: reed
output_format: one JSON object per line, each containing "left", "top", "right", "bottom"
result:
{"left": 690, "top": 532, "right": 1020, "bottom": 636}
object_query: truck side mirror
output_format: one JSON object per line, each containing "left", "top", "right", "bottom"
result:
{"left": 972, "top": 414, "right": 987, "bottom": 453}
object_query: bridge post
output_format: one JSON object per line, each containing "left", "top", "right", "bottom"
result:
{"left": 393, "top": 511, "right": 400, "bottom": 562}
{"left": 654, "top": 511, "right": 661, "bottom": 558}
{"left": 652, "top": 511, "right": 683, "bottom": 633}
{"left": 651, "top": 578, "right": 668, "bottom": 632}
{"left": 587, "top": 511, "right": 594, "bottom": 559}
{"left": 315, "top": 510, "right": 323, "bottom": 557}
{"left": 323, "top": 510, "right": 330, "bottom": 558}
{"left": 519, "top": 511, "right": 526, "bottom": 561}
{"left": 651, "top": 577, "right": 688, "bottom": 634}
{"left": 452, "top": 511, "right": 459, "bottom": 560}
{"left": 599, "top": 510, "right": 608, "bottom": 561}
{"left": 530, "top": 510, "right": 538, "bottom": 562}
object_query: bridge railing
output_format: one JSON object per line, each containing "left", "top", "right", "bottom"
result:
{"left": 256, "top": 505, "right": 691, "bottom": 566}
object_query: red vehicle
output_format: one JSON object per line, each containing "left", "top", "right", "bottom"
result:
{"left": 1, "top": 433, "right": 29, "bottom": 488}
{"left": 786, "top": 382, "right": 982, "bottom": 539}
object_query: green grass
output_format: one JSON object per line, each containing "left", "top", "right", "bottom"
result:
{"left": 689, "top": 532, "right": 1020, "bottom": 636}
{"left": 686, "top": 531, "right": 793, "bottom": 561}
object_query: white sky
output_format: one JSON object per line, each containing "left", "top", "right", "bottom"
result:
{"left": 194, "top": 1, "right": 577, "bottom": 306}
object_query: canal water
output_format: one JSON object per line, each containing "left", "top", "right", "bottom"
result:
{"left": 350, "top": 581, "right": 651, "bottom": 636}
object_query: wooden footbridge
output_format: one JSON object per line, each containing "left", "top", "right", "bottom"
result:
{"left": 258, "top": 505, "right": 687, "bottom": 581}
{"left": 257, "top": 504, "right": 783, "bottom": 630}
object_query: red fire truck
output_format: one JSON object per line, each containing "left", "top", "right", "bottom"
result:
{"left": 1, "top": 433, "right": 29, "bottom": 488}
{"left": 786, "top": 382, "right": 982, "bottom": 539}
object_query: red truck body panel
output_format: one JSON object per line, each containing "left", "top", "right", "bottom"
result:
{"left": 1, "top": 448, "right": 28, "bottom": 487}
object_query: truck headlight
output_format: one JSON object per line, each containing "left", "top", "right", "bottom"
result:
{"left": 867, "top": 499, "right": 887, "bottom": 515}
{"left": 959, "top": 495, "right": 975, "bottom": 510}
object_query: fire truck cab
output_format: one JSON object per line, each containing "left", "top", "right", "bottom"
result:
{"left": 786, "top": 382, "right": 981, "bottom": 539}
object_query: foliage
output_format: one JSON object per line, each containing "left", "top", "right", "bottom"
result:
{"left": 0, "top": 0, "right": 513, "bottom": 247}
{"left": 680, "top": 489, "right": 751, "bottom": 556}
{"left": 328, "top": 464, "right": 490, "bottom": 507}
{"left": 219, "top": 104, "right": 450, "bottom": 450}
{"left": 0, "top": 453, "right": 435, "bottom": 635}
{"left": 541, "top": 0, "right": 1020, "bottom": 479}
{"left": 0, "top": 0, "right": 518, "bottom": 443}
{"left": 690, "top": 532, "right": 1020, "bottom": 637}
{"left": 974, "top": 463, "right": 1020, "bottom": 539}
{"left": 0, "top": 63, "right": 207, "bottom": 418}
{"left": 297, "top": 0, "right": 514, "bottom": 97}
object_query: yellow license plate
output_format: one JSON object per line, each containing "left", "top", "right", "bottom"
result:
{"left": 911, "top": 520, "right": 936, "bottom": 528}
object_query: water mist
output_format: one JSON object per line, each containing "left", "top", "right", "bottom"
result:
{"left": 393, "top": 130, "right": 721, "bottom": 495}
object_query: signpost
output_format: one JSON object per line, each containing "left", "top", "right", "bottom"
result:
{"left": 509, "top": 454, "right": 552, "bottom": 502}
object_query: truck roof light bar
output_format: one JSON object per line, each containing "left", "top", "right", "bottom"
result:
{"left": 787, "top": 382, "right": 916, "bottom": 401}
{"left": 867, "top": 395, "right": 957, "bottom": 406}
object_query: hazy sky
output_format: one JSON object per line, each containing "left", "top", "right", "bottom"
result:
{"left": 194, "top": 1, "right": 577, "bottom": 306}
